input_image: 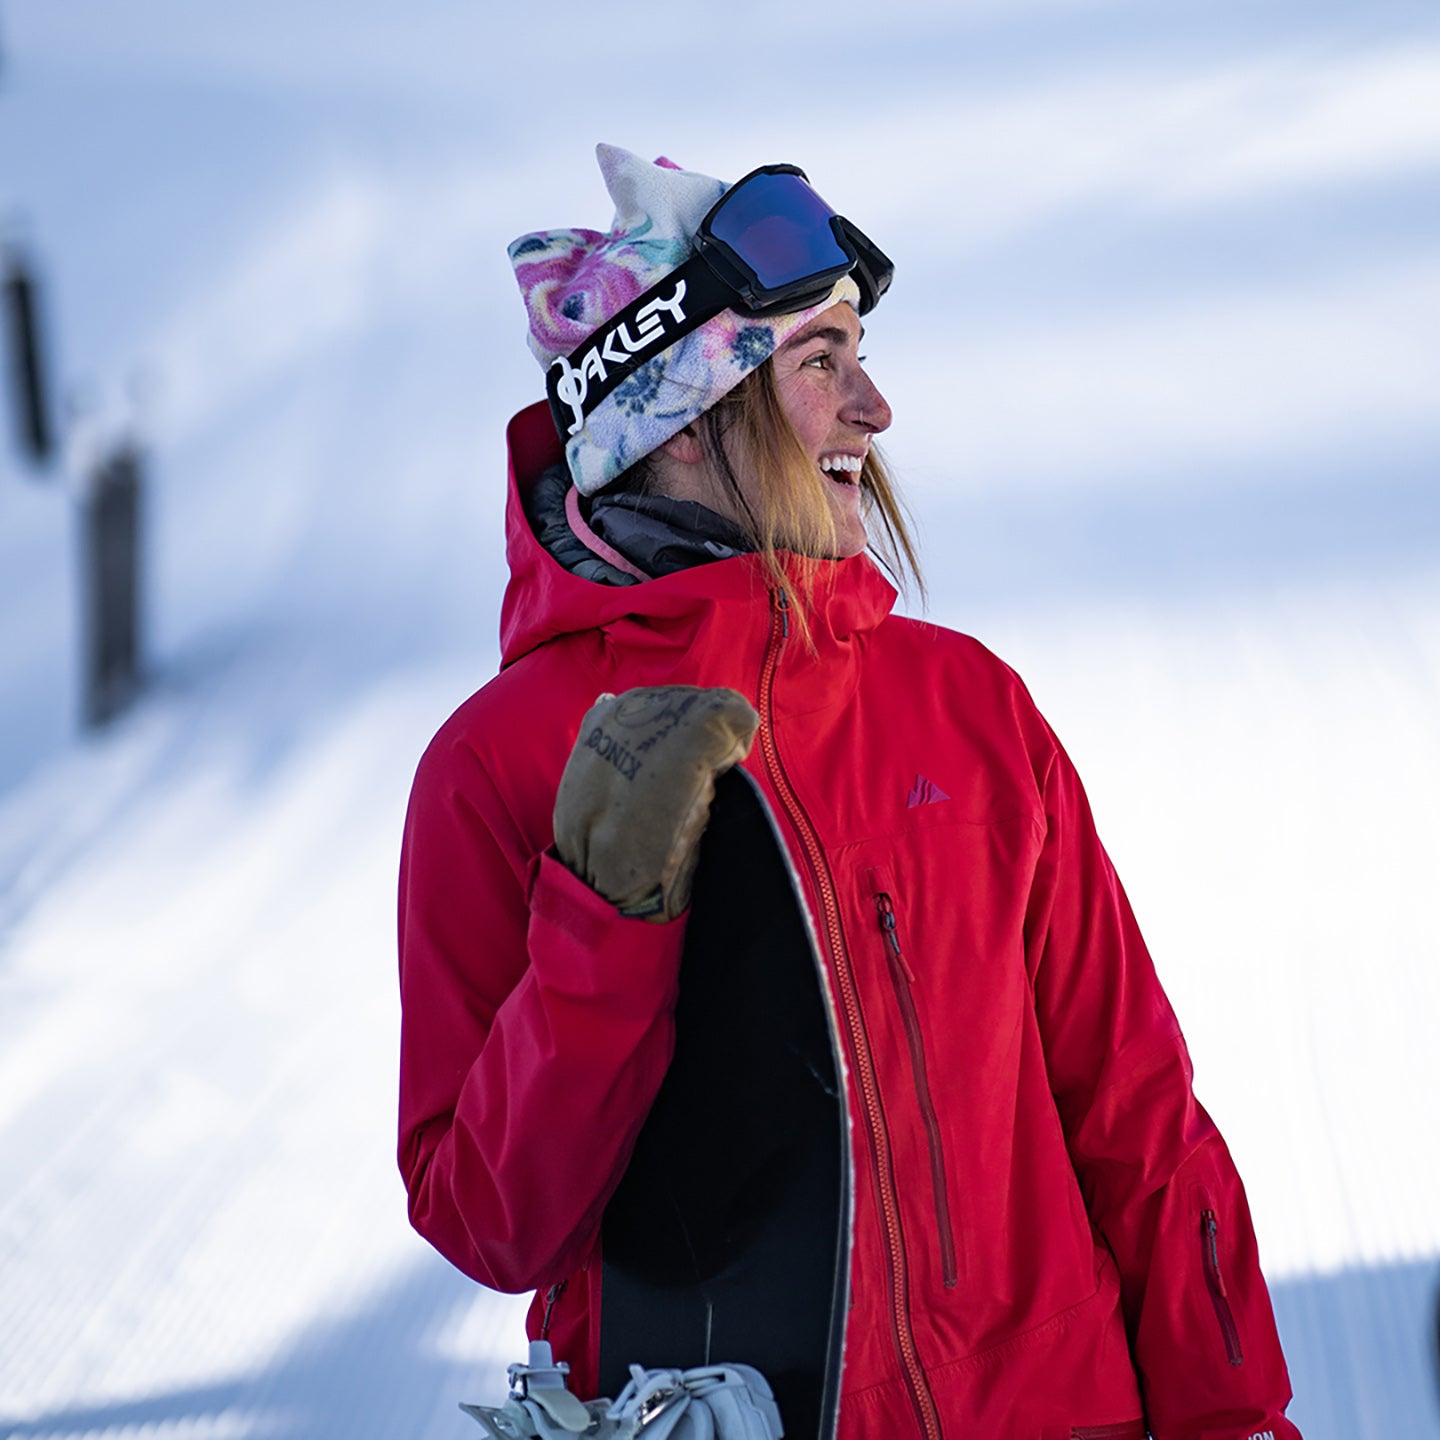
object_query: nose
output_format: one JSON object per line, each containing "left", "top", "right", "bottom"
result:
{"left": 847, "top": 365, "right": 893, "bottom": 434}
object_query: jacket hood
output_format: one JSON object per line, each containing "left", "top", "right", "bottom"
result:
{"left": 499, "top": 401, "right": 899, "bottom": 669}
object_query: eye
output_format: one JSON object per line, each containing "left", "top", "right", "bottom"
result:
{"left": 803, "top": 350, "right": 833, "bottom": 369}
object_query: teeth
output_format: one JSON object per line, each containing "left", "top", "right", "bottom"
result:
{"left": 819, "top": 454, "right": 864, "bottom": 474}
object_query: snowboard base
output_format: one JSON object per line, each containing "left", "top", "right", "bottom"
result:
{"left": 597, "top": 767, "right": 851, "bottom": 1440}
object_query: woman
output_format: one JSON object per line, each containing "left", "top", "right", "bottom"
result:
{"left": 397, "top": 144, "right": 1302, "bottom": 1440}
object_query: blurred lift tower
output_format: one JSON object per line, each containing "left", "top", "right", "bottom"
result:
{"left": 2, "top": 13, "right": 148, "bottom": 730}
{"left": 2, "top": 244, "right": 146, "bottom": 729}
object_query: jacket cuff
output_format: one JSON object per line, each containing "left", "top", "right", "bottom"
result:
{"left": 528, "top": 849, "right": 686, "bottom": 1007}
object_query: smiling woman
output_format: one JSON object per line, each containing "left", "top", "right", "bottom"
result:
{"left": 396, "top": 143, "right": 1305, "bottom": 1440}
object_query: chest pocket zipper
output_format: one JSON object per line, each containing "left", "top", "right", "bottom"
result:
{"left": 874, "top": 886, "right": 959, "bottom": 1289}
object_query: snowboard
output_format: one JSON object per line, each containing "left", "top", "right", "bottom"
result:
{"left": 597, "top": 766, "right": 852, "bottom": 1440}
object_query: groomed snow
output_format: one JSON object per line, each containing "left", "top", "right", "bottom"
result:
{"left": 1, "top": 3, "right": 1438, "bottom": 1437}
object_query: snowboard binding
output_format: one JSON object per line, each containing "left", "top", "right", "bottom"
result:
{"left": 460, "top": 1343, "right": 785, "bottom": 1440}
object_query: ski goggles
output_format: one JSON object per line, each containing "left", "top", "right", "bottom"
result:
{"left": 546, "top": 164, "right": 893, "bottom": 439}
{"left": 695, "top": 164, "right": 892, "bottom": 319}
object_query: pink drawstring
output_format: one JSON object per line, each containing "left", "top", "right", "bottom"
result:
{"left": 564, "top": 485, "right": 650, "bottom": 583}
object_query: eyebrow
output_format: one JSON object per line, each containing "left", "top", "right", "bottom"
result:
{"left": 782, "top": 322, "right": 865, "bottom": 351}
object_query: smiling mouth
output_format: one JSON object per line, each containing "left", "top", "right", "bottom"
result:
{"left": 819, "top": 454, "right": 864, "bottom": 485}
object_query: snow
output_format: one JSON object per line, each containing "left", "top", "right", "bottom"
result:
{"left": 2, "top": 2, "right": 1438, "bottom": 1436}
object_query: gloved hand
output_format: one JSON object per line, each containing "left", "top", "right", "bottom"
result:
{"left": 553, "top": 686, "right": 760, "bottom": 922}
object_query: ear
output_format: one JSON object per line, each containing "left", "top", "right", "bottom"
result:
{"left": 656, "top": 424, "right": 705, "bottom": 466}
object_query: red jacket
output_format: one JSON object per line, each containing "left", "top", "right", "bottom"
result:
{"left": 398, "top": 401, "right": 1301, "bottom": 1440}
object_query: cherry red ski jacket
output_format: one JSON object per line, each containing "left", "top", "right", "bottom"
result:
{"left": 398, "top": 401, "right": 1302, "bottom": 1440}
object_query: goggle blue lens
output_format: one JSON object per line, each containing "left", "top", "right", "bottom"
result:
{"left": 705, "top": 171, "right": 851, "bottom": 291}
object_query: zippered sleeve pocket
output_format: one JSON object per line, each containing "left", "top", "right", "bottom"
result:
{"left": 1198, "top": 1195, "right": 1244, "bottom": 1366}
{"left": 866, "top": 866, "right": 959, "bottom": 1289}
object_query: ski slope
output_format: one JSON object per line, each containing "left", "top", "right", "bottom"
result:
{"left": 2, "top": 3, "right": 1439, "bottom": 1436}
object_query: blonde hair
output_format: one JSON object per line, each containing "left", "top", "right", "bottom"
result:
{"left": 625, "top": 360, "right": 925, "bottom": 629}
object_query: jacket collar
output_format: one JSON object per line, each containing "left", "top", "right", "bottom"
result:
{"left": 499, "top": 401, "right": 898, "bottom": 677}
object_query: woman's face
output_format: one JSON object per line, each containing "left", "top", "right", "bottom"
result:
{"left": 654, "top": 301, "right": 893, "bottom": 558}
{"left": 764, "top": 303, "right": 893, "bottom": 558}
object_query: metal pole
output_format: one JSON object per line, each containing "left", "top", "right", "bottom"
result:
{"left": 3, "top": 248, "right": 55, "bottom": 466}
{"left": 81, "top": 442, "right": 144, "bottom": 727}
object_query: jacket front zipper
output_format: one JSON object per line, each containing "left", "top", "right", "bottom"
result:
{"left": 759, "top": 589, "right": 944, "bottom": 1440}
{"left": 540, "top": 1279, "right": 566, "bottom": 1339}
{"left": 875, "top": 890, "right": 959, "bottom": 1288}
{"left": 1201, "top": 1208, "right": 1244, "bottom": 1366}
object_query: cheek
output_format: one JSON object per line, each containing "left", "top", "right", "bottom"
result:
{"left": 778, "top": 384, "right": 834, "bottom": 455}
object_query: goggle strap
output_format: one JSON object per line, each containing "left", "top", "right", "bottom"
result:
{"left": 545, "top": 256, "right": 733, "bottom": 442}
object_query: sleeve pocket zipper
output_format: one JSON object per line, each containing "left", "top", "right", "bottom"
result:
{"left": 875, "top": 889, "right": 959, "bottom": 1289}
{"left": 1201, "top": 1208, "right": 1244, "bottom": 1366}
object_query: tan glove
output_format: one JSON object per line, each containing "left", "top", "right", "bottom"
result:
{"left": 553, "top": 686, "right": 760, "bottom": 922}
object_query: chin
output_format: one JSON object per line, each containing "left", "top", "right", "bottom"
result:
{"left": 812, "top": 466, "right": 869, "bottom": 559}
{"left": 830, "top": 513, "right": 870, "bottom": 560}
